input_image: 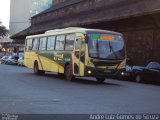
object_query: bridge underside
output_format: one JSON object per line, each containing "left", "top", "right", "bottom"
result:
{"left": 11, "top": 0, "right": 160, "bottom": 65}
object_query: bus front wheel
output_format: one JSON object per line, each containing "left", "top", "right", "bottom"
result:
{"left": 96, "top": 77, "right": 106, "bottom": 83}
{"left": 65, "top": 64, "right": 75, "bottom": 81}
{"left": 34, "top": 62, "right": 45, "bottom": 75}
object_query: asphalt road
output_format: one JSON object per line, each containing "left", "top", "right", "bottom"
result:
{"left": 0, "top": 64, "right": 160, "bottom": 114}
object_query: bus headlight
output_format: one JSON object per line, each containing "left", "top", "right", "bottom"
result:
{"left": 88, "top": 70, "right": 92, "bottom": 74}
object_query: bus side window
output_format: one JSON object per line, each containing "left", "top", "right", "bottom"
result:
{"left": 47, "top": 36, "right": 56, "bottom": 50}
{"left": 65, "top": 34, "right": 75, "bottom": 51}
{"left": 39, "top": 37, "right": 47, "bottom": 51}
{"left": 32, "top": 38, "right": 39, "bottom": 51}
{"left": 55, "top": 35, "right": 65, "bottom": 51}
{"left": 26, "top": 39, "right": 33, "bottom": 51}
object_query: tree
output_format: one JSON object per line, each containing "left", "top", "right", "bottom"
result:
{"left": 0, "top": 21, "right": 9, "bottom": 38}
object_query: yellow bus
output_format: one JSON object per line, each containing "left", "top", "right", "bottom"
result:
{"left": 24, "top": 27, "right": 126, "bottom": 83}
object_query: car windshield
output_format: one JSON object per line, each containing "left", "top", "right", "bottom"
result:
{"left": 147, "top": 62, "right": 160, "bottom": 69}
{"left": 126, "top": 65, "right": 132, "bottom": 71}
{"left": 19, "top": 57, "right": 24, "bottom": 60}
{"left": 9, "top": 56, "right": 15, "bottom": 59}
{"left": 2, "top": 56, "right": 8, "bottom": 59}
{"left": 88, "top": 33, "right": 125, "bottom": 60}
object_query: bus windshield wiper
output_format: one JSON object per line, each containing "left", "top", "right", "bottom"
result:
{"left": 108, "top": 41, "right": 118, "bottom": 59}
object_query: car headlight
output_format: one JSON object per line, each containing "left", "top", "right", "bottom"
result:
{"left": 121, "top": 72, "right": 125, "bottom": 76}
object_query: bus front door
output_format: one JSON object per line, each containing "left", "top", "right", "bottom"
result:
{"left": 74, "top": 38, "right": 85, "bottom": 77}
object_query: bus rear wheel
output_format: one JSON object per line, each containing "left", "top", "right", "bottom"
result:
{"left": 34, "top": 62, "right": 45, "bottom": 75}
{"left": 65, "top": 64, "right": 75, "bottom": 81}
{"left": 96, "top": 77, "right": 106, "bottom": 83}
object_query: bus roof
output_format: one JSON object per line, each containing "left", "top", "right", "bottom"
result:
{"left": 26, "top": 27, "right": 122, "bottom": 39}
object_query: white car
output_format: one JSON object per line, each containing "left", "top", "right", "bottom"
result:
{"left": 6, "top": 56, "right": 19, "bottom": 65}
{"left": 0, "top": 56, "right": 9, "bottom": 64}
{"left": 18, "top": 57, "right": 24, "bottom": 66}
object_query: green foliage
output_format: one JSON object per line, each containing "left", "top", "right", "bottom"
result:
{"left": 0, "top": 21, "right": 9, "bottom": 38}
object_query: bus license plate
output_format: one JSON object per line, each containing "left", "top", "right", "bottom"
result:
{"left": 104, "top": 70, "right": 111, "bottom": 73}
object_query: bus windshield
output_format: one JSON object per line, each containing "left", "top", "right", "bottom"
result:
{"left": 88, "top": 33, "right": 125, "bottom": 60}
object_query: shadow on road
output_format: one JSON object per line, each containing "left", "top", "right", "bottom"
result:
{"left": 72, "top": 78, "right": 121, "bottom": 86}
{"left": 23, "top": 72, "right": 121, "bottom": 86}
{"left": 114, "top": 78, "right": 160, "bottom": 86}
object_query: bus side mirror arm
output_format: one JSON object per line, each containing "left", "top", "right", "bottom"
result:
{"left": 85, "top": 35, "right": 88, "bottom": 43}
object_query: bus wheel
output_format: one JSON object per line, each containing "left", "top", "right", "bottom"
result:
{"left": 34, "top": 62, "right": 45, "bottom": 75}
{"left": 96, "top": 77, "right": 106, "bottom": 83}
{"left": 65, "top": 64, "right": 75, "bottom": 81}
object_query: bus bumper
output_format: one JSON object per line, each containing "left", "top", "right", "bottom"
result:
{"left": 85, "top": 66, "right": 125, "bottom": 78}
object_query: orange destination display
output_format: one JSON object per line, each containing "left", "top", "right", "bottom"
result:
{"left": 91, "top": 34, "right": 115, "bottom": 41}
{"left": 100, "top": 35, "right": 115, "bottom": 41}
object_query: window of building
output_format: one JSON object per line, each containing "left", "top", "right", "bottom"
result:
{"left": 55, "top": 35, "right": 65, "bottom": 50}
{"left": 26, "top": 39, "right": 33, "bottom": 51}
{"left": 39, "top": 37, "right": 47, "bottom": 50}
{"left": 30, "top": 0, "right": 53, "bottom": 17}
{"left": 47, "top": 36, "right": 56, "bottom": 50}
{"left": 32, "top": 38, "right": 39, "bottom": 51}
{"left": 65, "top": 34, "right": 75, "bottom": 51}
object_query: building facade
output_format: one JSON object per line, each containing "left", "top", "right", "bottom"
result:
{"left": 11, "top": 0, "right": 160, "bottom": 65}
{"left": 10, "top": 0, "right": 53, "bottom": 36}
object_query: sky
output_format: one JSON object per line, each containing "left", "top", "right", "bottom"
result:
{"left": 0, "top": 0, "right": 10, "bottom": 29}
